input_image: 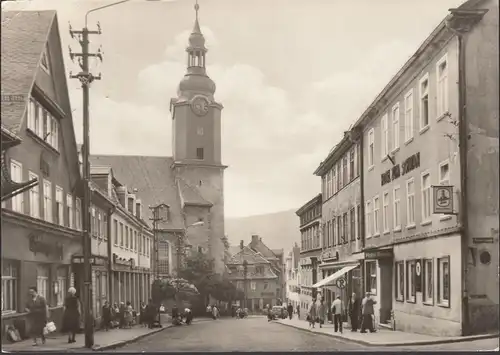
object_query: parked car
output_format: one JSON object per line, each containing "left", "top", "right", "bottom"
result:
{"left": 271, "top": 306, "right": 286, "bottom": 319}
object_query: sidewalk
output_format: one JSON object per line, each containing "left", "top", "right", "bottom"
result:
{"left": 1, "top": 314, "right": 203, "bottom": 353}
{"left": 276, "top": 318, "right": 499, "bottom": 347}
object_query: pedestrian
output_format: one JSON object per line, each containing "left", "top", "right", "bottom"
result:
{"left": 62, "top": 287, "right": 80, "bottom": 342}
{"left": 146, "top": 299, "right": 156, "bottom": 329}
{"left": 307, "top": 299, "right": 317, "bottom": 329}
{"left": 124, "top": 301, "right": 133, "bottom": 328}
{"left": 212, "top": 304, "right": 219, "bottom": 320}
{"left": 348, "top": 293, "right": 361, "bottom": 332}
{"left": 296, "top": 305, "right": 300, "bottom": 319}
{"left": 287, "top": 302, "right": 294, "bottom": 320}
{"left": 24, "top": 286, "right": 49, "bottom": 346}
{"left": 332, "top": 295, "right": 343, "bottom": 333}
{"left": 206, "top": 304, "right": 212, "bottom": 318}
{"left": 266, "top": 304, "right": 273, "bottom": 322}
{"left": 360, "top": 292, "right": 377, "bottom": 333}
{"left": 102, "top": 301, "right": 112, "bottom": 331}
{"left": 118, "top": 302, "right": 126, "bottom": 328}
{"left": 139, "top": 301, "right": 147, "bottom": 327}
{"left": 317, "top": 298, "right": 327, "bottom": 328}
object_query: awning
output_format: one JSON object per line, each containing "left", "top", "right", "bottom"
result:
{"left": 312, "top": 263, "right": 359, "bottom": 288}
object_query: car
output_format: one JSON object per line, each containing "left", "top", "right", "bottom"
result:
{"left": 271, "top": 306, "right": 286, "bottom": 319}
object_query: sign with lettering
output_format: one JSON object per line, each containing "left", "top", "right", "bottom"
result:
{"left": 432, "top": 185, "right": 454, "bottom": 214}
{"left": 381, "top": 152, "right": 420, "bottom": 186}
{"left": 29, "top": 234, "right": 63, "bottom": 260}
{"left": 473, "top": 238, "right": 494, "bottom": 244}
{"left": 335, "top": 277, "right": 346, "bottom": 289}
{"left": 365, "top": 249, "right": 393, "bottom": 260}
{"left": 320, "top": 249, "right": 338, "bottom": 262}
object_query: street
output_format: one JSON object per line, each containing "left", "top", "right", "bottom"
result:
{"left": 115, "top": 317, "right": 499, "bottom": 352}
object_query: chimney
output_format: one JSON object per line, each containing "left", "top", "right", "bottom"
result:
{"left": 116, "top": 186, "right": 127, "bottom": 207}
{"left": 251, "top": 235, "right": 259, "bottom": 244}
{"left": 240, "top": 240, "right": 244, "bottom": 250}
{"left": 136, "top": 199, "right": 142, "bottom": 219}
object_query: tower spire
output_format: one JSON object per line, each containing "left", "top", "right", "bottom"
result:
{"left": 193, "top": 1, "right": 201, "bottom": 34}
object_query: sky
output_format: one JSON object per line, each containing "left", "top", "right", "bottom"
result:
{"left": 3, "top": 0, "right": 465, "bottom": 218}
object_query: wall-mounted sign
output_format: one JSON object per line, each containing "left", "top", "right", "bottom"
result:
{"left": 72, "top": 255, "right": 106, "bottom": 266}
{"left": 335, "top": 277, "right": 346, "bottom": 289}
{"left": 415, "top": 259, "right": 422, "bottom": 293}
{"left": 381, "top": 152, "right": 420, "bottom": 186}
{"left": 29, "top": 234, "right": 63, "bottom": 260}
{"left": 432, "top": 185, "right": 454, "bottom": 214}
{"left": 320, "top": 249, "right": 339, "bottom": 262}
{"left": 365, "top": 249, "right": 393, "bottom": 260}
{"left": 472, "top": 238, "right": 494, "bottom": 244}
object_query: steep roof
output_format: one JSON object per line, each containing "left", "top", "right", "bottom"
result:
{"left": 228, "top": 245, "right": 241, "bottom": 257}
{"left": 249, "top": 239, "right": 278, "bottom": 259}
{"left": 177, "top": 178, "right": 212, "bottom": 207}
{"left": 1, "top": 10, "right": 56, "bottom": 133}
{"left": 89, "top": 155, "right": 184, "bottom": 230}
{"left": 227, "top": 246, "right": 270, "bottom": 265}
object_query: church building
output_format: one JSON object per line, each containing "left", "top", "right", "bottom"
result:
{"left": 90, "top": 3, "right": 226, "bottom": 275}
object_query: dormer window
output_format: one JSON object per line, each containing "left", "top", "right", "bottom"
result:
{"left": 27, "top": 97, "right": 59, "bottom": 151}
{"left": 40, "top": 48, "right": 50, "bottom": 73}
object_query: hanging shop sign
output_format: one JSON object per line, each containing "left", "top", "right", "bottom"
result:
{"left": 320, "top": 249, "right": 339, "bottom": 262}
{"left": 432, "top": 185, "right": 454, "bottom": 214}
{"left": 29, "top": 234, "right": 63, "bottom": 260}
{"left": 335, "top": 277, "right": 346, "bottom": 289}
{"left": 381, "top": 152, "right": 420, "bottom": 186}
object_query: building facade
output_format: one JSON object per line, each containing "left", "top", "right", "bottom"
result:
{"left": 285, "top": 244, "right": 301, "bottom": 311}
{"left": 350, "top": 0, "right": 497, "bottom": 336}
{"left": 1, "top": 10, "right": 83, "bottom": 337}
{"left": 226, "top": 241, "right": 280, "bottom": 311}
{"left": 313, "top": 137, "right": 363, "bottom": 313}
{"left": 89, "top": 4, "right": 226, "bottom": 276}
{"left": 295, "top": 194, "right": 322, "bottom": 318}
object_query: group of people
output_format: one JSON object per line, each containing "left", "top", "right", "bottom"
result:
{"left": 303, "top": 292, "right": 378, "bottom": 333}
{"left": 206, "top": 304, "right": 220, "bottom": 320}
{"left": 171, "top": 304, "right": 193, "bottom": 325}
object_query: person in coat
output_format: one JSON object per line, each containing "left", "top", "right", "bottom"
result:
{"left": 124, "top": 302, "right": 134, "bottom": 328}
{"left": 102, "top": 301, "right": 112, "bottom": 331}
{"left": 62, "top": 287, "right": 81, "bottom": 342}
{"left": 25, "top": 286, "right": 49, "bottom": 346}
{"left": 139, "top": 301, "right": 147, "bottom": 327}
{"left": 287, "top": 303, "right": 294, "bottom": 320}
{"left": 307, "top": 299, "right": 317, "bottom": 328}
{"left": 296, "top": 305, "right": 300, "bottom": 319}
{"left": 361, "top": 292, "right": 377, "bottom": 333}
{"left": 348, "top": 292, "right": 361, "bottom": 332}
{"left": 332, "top": 295, "right": 343, "bottom": 333}
{"left": 317, "top": 298, "right": 327, "bottom": 328}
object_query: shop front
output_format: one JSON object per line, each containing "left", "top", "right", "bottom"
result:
{"left": 1, "top": 212, "right": 82, "bottom": 340}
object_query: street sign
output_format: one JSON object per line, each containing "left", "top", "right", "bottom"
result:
{"left": 335, "top": 277, "right": 346, "bottom": 289}
{"left": 432, "top": 185, "right": 454, "bottom": 214}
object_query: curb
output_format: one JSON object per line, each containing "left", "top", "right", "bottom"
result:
{"left": 92, "top": 325, "right": 173, "bottom": 351}
{"left": 275, "top": 321, "right": 500, "bottom": 347}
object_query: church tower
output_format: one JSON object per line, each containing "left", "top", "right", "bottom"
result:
{"left": 170, "top": 2, "right": 227, "bottom": 274}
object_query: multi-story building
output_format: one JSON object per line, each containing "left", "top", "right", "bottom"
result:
{"left": 285, "top": 244, "right": 301, "bottom": 311}
{"left": 1, "top": 10, "right": 83, "bottom": 336}
{"left": 313, "top": 136, "right": 363, "bottom": 311}
{"left": 226, "top": 240, "right": 280, "bottom": 311}
{"left": 348, "top": 0, "right": 498, "bottom": 336}
{"left": 295, "top": 194, "right": 322, "bottom": 317}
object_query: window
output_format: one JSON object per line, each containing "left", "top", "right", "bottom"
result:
{"left": 342, "top": 213, "right": 348, "bottom": 244}
{"left": 338, "top": 162, "right": 343, "bottom": 190}
{"left": 368, "top": 129, "right": 375, "bottom": 167}
{"left": 97, "top": 211, "right": 102, "bottom": 237}
{"left": 382, "top": 192, "right": 389, "bottom": 233}
{"left": 251, "top": 281, "right": 256, "bottom": 290}
{"left": 365, "top": 201, "right": 372, "bottom": 238}
{"left": 43, "top": 110, "right": 49, "bottom": 141}
{"left": 51, "top": 117, "right": 59, "bottom": 151}
{"left": 196, "top": 148, "right": 204, "bottom": 160}
{"left": 43, "top": 180, "right": 52, "bottom": 222}
{"left": 349, "top": 148, "right": 355, "bottom": 181}
{"left": 356, "top": 205, "right": 361, "bottom": 240}
{"left": 420, "top": 74, "right": 430, "bottom": 130}
{"left": 125, "top": 227, "right": 129, "bottom": 249}
{"left": 393, "top": 186, "right": 401, "bottom": 230}
{"left": 103, "top": 214, "right": 108, "bottom": 240}
{"left": 28, "top": 172, "right": 40, "bottom": 218}
{"left": 350, "top": 208, "right": 355, "bottom": 241}
{"left": 263, "top": 282, "right": 269, "bottom": 290}
{"left": 40, "top": 50, "right": 50, "bottom": 72}
{"left": 406, "top": 178, "right": 415, "bottom": 227}
{"left": 55, "top": 186, "right": 64, "bottom": 226}
{"left": 395, "top": 261, "right": 404, "bottom": 302}
{"left": 120, "top": 223, "right": 124, "bottom": 246}
{"left": 10, "top": 160, "right": 24, "bottom": 213}
{"left": 392, "top": 103, "right": 400, "bottom": 151}
{"left": 381, "top": 113, "right": 390, "bottom": 158}
{"left": 421, "top": 172, "right": 432, "bottom": 223}
{"left": 437, "top": 257, "right": 450, "bottom": 306}
{"left": 37, "top": 265, "right": 49, "bottom": 300}
{"left": 27, "top": 99, "right": 39, "bottom": 134}
{"left": 326, "top": 170, "right": 332, "bottom": 198}
{"left": 197, "top": 127, "right": 204, "bottom": 136}
{"left": 338, "top": 216, "right": 342, "bottom": 244}
{"left": 423, "top": 259, "right": 433, "bottom": 304}
{"left": 332, "top": 218, "right": 337, "bottom": 246}
{"left": 236, "top": 281, "right": 243, "bottom": 290}
{"left": 56, "top": 269, "right": 67, "bottom": 307}
{"left": 404, "top": 90, "right": 414, "bottom": 143}
{"left": 332, "top": 166, "right": 337, "bottom": 194}
{"left": 406, "top": 260, "right": 416, "bottom": 303}
{"left": 439, "top": 160, "right": 450, "bottom": 185}
{"left": 134, "top": 230, "right": 138, "bottom": 252}
{"left": 66, "top": 194, "right": 73, "bottom": 228}
{"left": 90, "top": 207, "right": 96, "bottom": 236}
{"left": 342, "top": 157, "right": 348, "bottom": 186}
{"left": 75, "top": 198, "right": 82, "bottom": 230}
{"left": 436, "top": 54, "right": 449, "bottom": 118}
{"left": 114, "top": 220, "right": 118, "bottom": 245}
{"left": 366, "top": 261, "right": 377, "bottom": 295}
{"left": 373, "top": 196, "right": 380, "bottom": 235}
{"left": 2, "top": 261, "right": 18, "bottom": 314}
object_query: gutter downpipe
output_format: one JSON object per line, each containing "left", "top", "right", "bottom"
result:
{"left": 446, "top": 20, "right": 470, "bottom": 336}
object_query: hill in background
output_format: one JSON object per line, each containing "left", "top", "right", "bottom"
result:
{"left": 225, "top": 209, "right": 300, "bottom": 255}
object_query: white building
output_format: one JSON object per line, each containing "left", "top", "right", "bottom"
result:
{"left": 285, "top": 244, "right": 301, "bottom": 311}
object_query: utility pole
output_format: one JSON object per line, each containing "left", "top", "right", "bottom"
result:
{"left": 149, "top": 203, "right": 167, "bottom": 280}
{"left": 68, "top": 22, "right": 102, "bottom": 349}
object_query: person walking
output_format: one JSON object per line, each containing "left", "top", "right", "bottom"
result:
{"left": 102, "top": 301, "right": 112, "bottom": 331}
{"left": 287, "top": 303, "right": 294, "bottom": 320}
{"left": 139, "top": 301, "right": 147, "bottom": 327}
{"left": 307, "top": 299, "right": 317, "bottom": 329}
{"left": 62, "top": 287, "right": 80, "bottom": 342}
{"left": 25, "top": 286, "right": 49, "bottom": 346}
{"left": 145, "top": 299, "right": 156, "bottom": 329}
{"left": 124, "top": 301, "right": 133, "bottom": 328}
{"left": 317, "top": 298, "right": 327, "bottom": 328}
{"left": 331, "top": 295, "right": 343, "bottom": 333}
{"left": 360, "top": 292, "right": 377, "bottom": 333}
{"left": 296, "top": 305, "right": 300, "bottom": 319}
{"left": 348, "top": 293, "right": 361, "bottom": 332}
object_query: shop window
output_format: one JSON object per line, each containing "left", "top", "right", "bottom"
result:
{"left": 37, "top": 265, "right": 50, "bottom": 300}
{"left": 2, "top": 260, "right": 19, "bottom": 314}
{"left": 395, "top": 261, "right": 404, "bottom": 302}
{"left": 406, "top": 260, "right": 416, "bottom": 303}
{"left": 423, "top": 259, "right": 433, "bottom": 305}
{"left": 437, "top": 256, "right": 450, "bottom": 307}
{"left": 365, "top": 261, "right": 377, "bottom": 296}
{"left": 56, "top": 268, "right": 67, "bottom": 307}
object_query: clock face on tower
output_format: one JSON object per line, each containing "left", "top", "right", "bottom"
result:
{"left": 190, "top": 95, "right": 210, "bottom": 116}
